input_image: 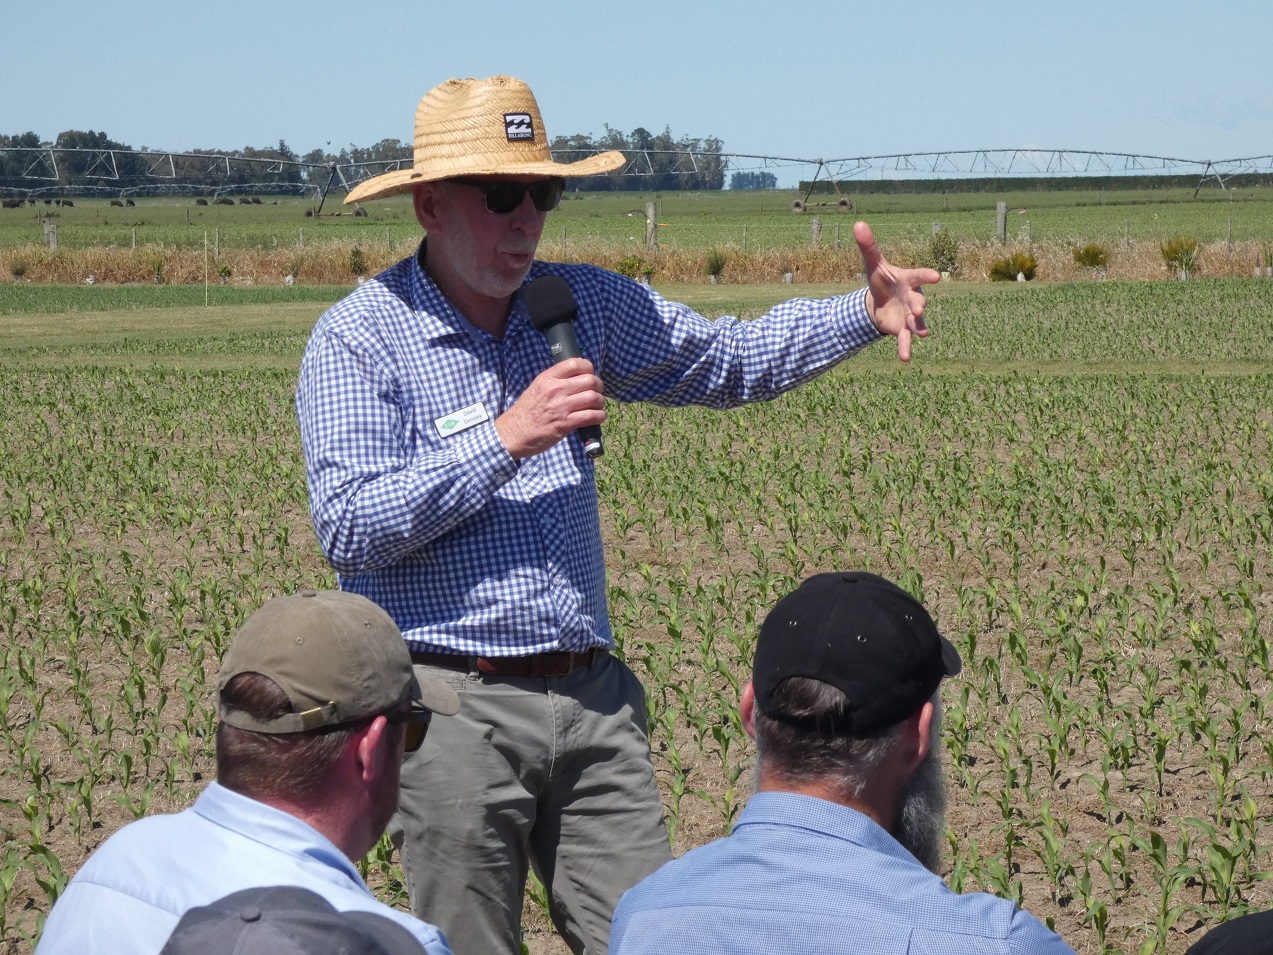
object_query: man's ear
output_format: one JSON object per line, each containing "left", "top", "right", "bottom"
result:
{"left": 413, "top": 182, "right": 442, "bottom": 231}
{"left": 741, "top": 682, "right": 758, "bottom": 740}
{"left": 354, "top": 716, "right": 392, "bottom": 783}
{"left": 904, "top": 701, "right": 936, "bottom": 772}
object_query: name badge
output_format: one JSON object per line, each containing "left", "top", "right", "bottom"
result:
{"left": 435, "top": 402, "right": 489, "bottom": 438}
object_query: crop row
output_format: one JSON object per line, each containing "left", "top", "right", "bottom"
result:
{"left": 0, "top": 284, "right": 1270, "bottom": 953}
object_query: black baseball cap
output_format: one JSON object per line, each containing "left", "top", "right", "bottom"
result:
{"left": 753, "top": 572, "right": 962, "bottom": 735}
{"left": 160, "top": 885, "right": 429, "bottom": 955}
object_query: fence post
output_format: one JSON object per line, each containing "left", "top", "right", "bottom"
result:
{"left": 1125, "top": 219, "right": 1130, "bottom": 247}
{"left": 132, "top": 228, "right": 137, "bottom": 249}
{"left": 299, "top": 228, "right": 304, "bottom": 249}
{"left": 1227, "top": 217, "right": 1232, "bottom": 251}
{"left": 645, "top": 202, "right": 657, "bottom": 251}
{"left": 214, "top": 228, "right": 219, "bottom": 258}
{"left": 834, "top": 223, "right": 840, "bottom": 250}
{"left": 810, "top": 217, "right": 822, "bottom": 248}
{"left": 45, "top": 221, "right": 57, "bottom": 250}
{"left": 996, "top": 202, "right": 1007, "bottom": 242}
{"left": 742, "top": 225, "right": 747, "bottom": 250}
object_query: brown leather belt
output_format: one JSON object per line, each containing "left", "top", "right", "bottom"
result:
{"left": 409, "top": 648, "right": 609, "bottom": 678}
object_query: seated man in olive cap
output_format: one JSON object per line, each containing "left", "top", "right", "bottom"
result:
{"left": 37, "top": 589, "right": 460, "bottom": 955}
{"left": 297, "top": 73, "right": 941, "bottom": 955}
{"left": 611, "top": 572, "right": 1077, "bottom": 955}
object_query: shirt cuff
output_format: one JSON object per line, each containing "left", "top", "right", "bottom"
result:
{"left": 402, "top": 418, "right": 518, "bottom": 516}
{"left": 831, "top": 286, "right": 885, "bottom": 353}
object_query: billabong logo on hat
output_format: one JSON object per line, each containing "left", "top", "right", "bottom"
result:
{"left": 504, "top": 112, "right": 534, "bottom": 142}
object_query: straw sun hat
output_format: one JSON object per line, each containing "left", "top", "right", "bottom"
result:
{"left": 345, "top": 75, "right": 625, "bottom": 205}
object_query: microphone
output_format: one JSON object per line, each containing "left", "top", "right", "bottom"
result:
{"left": 525, "top": 275, "right": 603, "bottom": 458}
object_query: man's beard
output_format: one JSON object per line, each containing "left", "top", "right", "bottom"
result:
{"left": 891, "top": 744, "right": 948, "bottom": 874}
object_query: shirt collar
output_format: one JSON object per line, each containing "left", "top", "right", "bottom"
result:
{"left": 734, "top": 790, "right": 917, "bottom": 863}
{"left": 192, "top": 782, "right": 371, "bottom": 894}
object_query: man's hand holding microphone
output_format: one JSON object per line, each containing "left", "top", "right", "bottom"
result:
{"left": 494, "top": 275, "right": 606, "bottom": 460}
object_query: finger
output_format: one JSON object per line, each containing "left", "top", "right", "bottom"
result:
{"left": 575, "top": 386, "right": 606, "bottom": 411}
{"left": 565, "top": 375, "right": 605, "bottom": 402}
{"left": 907, "top": 267, "right": 942, "bottom": 287}
{"left": 545, "top": 357, "right": 594, "bottom": 378}
{"left": 568, "top": 406, "right": 608, "bottom": 427}
{"left": 853, "top": 221, "right": 883, "bottom": 272}
{"left": 896, "top": 325, "right": 912, "bottom": 363}
{"left": 907, "top": 290, "right": 931, "bottom": 332}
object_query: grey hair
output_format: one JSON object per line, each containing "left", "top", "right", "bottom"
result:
{"left": 754, "top": 679, "right": 944, "bottom": 803}
{"left": 753, "top": 677, "right": 907, "bottom": 802}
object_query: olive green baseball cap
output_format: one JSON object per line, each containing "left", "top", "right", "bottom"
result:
{"left": 218, "top": 589, "right": 459, "bottom": 734}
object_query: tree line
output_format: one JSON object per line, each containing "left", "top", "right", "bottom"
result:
{"left": 1, "top": 125, "right": 731, "bottom": 194}
{"left": 0, "top": 130, "right": 306, "bottom": 193}
{"left": 297, "top": 125, "right": 731, "bottom": 192}
{"left": 549, "top": 126, "right": 724, "bottom": 191}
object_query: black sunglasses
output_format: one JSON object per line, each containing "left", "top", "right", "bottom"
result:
{"left": 385, "top": 703, "right": 433, "bottom": 753}
{"left": 450, "top": 177, "right": 565, "bottom": 214}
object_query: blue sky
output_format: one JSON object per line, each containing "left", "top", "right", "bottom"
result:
{"left": 7, "top": 0, "right": 1270, "bottom": 178}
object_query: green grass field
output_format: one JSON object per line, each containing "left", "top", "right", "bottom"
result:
{"left": 4, "top": 184, "right": 1272, "bottom": 253}
{"left": 1, "top": 279, "right": 1271, "bottom": 953}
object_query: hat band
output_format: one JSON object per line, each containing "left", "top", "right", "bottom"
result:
{"left": 219, "top": 701, "right": 339, "bottom": 735}
{"left": 761, "top": 670, "right": 941, "bottom": 738}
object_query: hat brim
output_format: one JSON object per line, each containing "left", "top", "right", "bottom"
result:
{"left": 414, "top": 673, "right": 461, "bottom": 717}
{"left": 940, "top": 635, "right": 962, "bottom": 677}
{"left": 345, "top": 150, "right": 626, "bottom": 205}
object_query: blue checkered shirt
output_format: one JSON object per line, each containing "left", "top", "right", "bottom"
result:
{"left": 296, "top": 248, "right": 881, "bottom": 654}
{"left": 611, "top": 792, "right": 1076, "bottom": 955}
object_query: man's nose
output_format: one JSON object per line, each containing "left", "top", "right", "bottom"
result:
{"left": 508, "top": 192, "right": 543, "bottom": 229}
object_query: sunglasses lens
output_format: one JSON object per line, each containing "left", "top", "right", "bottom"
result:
{"left": 404, "top": 720, "right": 428, "bottom": 753}
{"left": 483, "top": 183, "right": 525, "bottom": 214}
{"left": 473, "top": 180, "right": 564, "bottom": 214}
{"left": 529, "top": 180, "right": 564, "bottom": 212}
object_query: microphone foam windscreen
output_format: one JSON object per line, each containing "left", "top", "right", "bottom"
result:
{"left": 526, "top": 275, "right": 577, "bottom": 331}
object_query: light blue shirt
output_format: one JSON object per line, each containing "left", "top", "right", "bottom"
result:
{"left": 297, "top": 250, "right": 881, "bottom": 654}
{"left": 611, "top": 791, "right": 1076, "bottom": 955}
{"left": 36, "top": 782, "right": 451, "bottom": 955}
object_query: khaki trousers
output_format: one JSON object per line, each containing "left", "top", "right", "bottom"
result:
{"left": 390, "top": 652, "right": 671, "bottom": 955}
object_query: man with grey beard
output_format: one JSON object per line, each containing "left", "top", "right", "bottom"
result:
{"left": 610, "top": 572, "right": 1076, "bottom": 955}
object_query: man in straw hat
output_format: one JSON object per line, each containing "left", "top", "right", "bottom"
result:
{"left": 296, "top": 75, "right": 940, "bottom": 955}
{"left": 611, "top": 572, "right": 1075, "bottom": 954}
{"left": 36, "top": 590, "right": 459, "bottom": 955}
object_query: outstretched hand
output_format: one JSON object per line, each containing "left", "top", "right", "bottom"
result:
{"left": 855, "top": 221, "right": 940, "bottom": 362}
